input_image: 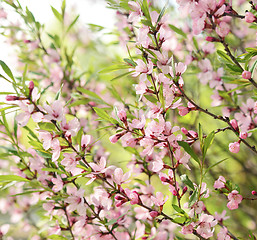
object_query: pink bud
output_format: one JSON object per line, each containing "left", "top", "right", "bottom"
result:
{"left": 149, "top": 211, "right": 159, "bottom": 218}
{"left": 242, "top": 70, "right": 252, "bottom": 79}
{"left": 187, "top": 102, "right": 195, "bottom": 109}
{"left": 239, "top": 132, "right": 248, "bottom": 139}
{"left": 29, "top": 81, "right": 34, "bottom": 91}
{"left": 6, "top": 95, "right": 20, "bottom": 101}
{"left": 160, "top": 176, "right": 168, "bottom": 182}
{"left": 230, "top": 119, "right": 238, "bottom": 131}
{"left": 206, "top": 36, "right": 219, "bottom": 42}
{"left": 251, "top": 190, "right": 257, "bottom": 195}
{"left": 115, "top": 200, "right": 123, "bottom": 207}
{"left": 229, "top": 142, "right": 240, "bottom": 153}
{"left": 115, "top": 195, "right": 125, "bottom": 201}
{"left": 245, "top": 12, "right": 256, "bottom": 23}
{"left": 172, "top": 189, "right": 178, "bottom": 196}
{"left": 178, "top": 106, "right": 189, "bottom": 116}
{"left": 109, "top": 134, "right": 120, "bottom": 144}
{"left": 117, "top": 109, "right": 127, "bottom": 123}
{"left": 181, "top": 127, "right": 188, "bottom": 135}
{"left": 182, "top": 186, "right": 188, "bottom": 194}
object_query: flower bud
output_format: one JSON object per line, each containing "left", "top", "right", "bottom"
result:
{"left": 149, "top": 211, "right": 159, "bottom": 218}
{"left": 182, "top": 186, "right": 188, "bottom": 194}
{"left": 251, "top": 190, "right": 257, "bottom": 196}
{"left": 239, "top": 131, "right": 248, "bottom": 139}
{"left": 117, "top": 109, "right": 127, "bottom": 123}
{"left": 230, "top": 119, "right": 239, "bottom": 131}
{"left": 206, "top": 36, "right": 220, "bottom": 42}
{"left": 245, "top": 12, "right": 256, "bottom": 23}
{"left": 178, "top": 106, "right": 189, "bottom": 116}
{"left": 229, "top": 142, "right": 240, "bottom": 153}
{"left": 242, "top": 70, "right": 252, "bottom": 79}
{"left": 181, "top": 127, "right": 188, "bottom": 135}
{"left": 29, "top": 81, "right": 34, "bottom": 91}
{"left": 6, "top": 95, "right": 20, "bottom": 101}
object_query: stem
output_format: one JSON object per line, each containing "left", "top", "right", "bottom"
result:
{"left": 63, "top": 206, "right": 75, "bottom": 240}
{"left": 167, "top": 141, "right": 181, "bottom": 208}
{"left": 174, "top": 82, "right": 257, "bottom": 155}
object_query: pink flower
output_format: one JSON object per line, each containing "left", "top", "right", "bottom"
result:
{"left": 217, "top": 227, "right": 231, "bottom": 240}
{"left": 227, "top": 190, "right": 242, "bottom": 210}
{"left": 125, "top": 189, "right": 140, "bottom": 205}
{"left": 174, "top": 62, "right": 187, "bottom": 76}
{"left": 113, "top": 168, "right": 131, "bottom": 185}
{"left": 51, "top": 138, "right": 61, "bottom": 162}
{"left": 229, "top": 142, "right": 240, "bottom": 153}
{"left": 128, "top": 1, "right": 142, "bottom": 22}
{"left": 180, "top": 223, "right": 194, "bottom": 235}
{"left": 245, "top": 12, "right": 256, "bottom": 23}
{"left": 65, "top": 187, "right": 87, "bottom": 216}
{"left": 44, "top": 100, "right": 64, "bottom": 122}
{"left": 254, "top": 101, "right": 257, "bottom": 114}
{"left": 242, "top": 70, "right": 251, "bottom": 79}
{"left": 52, "top": 175, "right": 64, "bottom": 192}
{"left": 216, "top": 22, "right": 230, "bottom": 38}
{"left": 60, "top": 117, "right": 80, "bottom": 137}
{"left": 151, "top": 192, "right": 168, "bottom": 206}
{"left": 214, "top": 176, "right": 226, "bottom": 189}
{"left": 81, "top": 134, "right": 92, "bottom": 149}
{"left": 214, "top": 210, "right": 230, "bottom": 222}
{"left": 132, "top": 59, "right": 153, "bottom": 77}
{"left": 196, "top": 214, "right": 217, "bottom": 239}
{"left": 61, "top": 153, "right": 78, "bottom": 174}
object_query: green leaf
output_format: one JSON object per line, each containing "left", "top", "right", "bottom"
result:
{"left": 66, "top": 15, "right": 80, "bottom": 33}
{"left": 77, "top": 87, "right": 108, "bottom": 105}
{"left": 199, "top": 123, "right": 203, "bottom": 150}
{"left": 157, "top": 4, "right": 166, "bottom": 24}
{"left": 177, "top": 141, "right": 200, "bottom": 165}
{"left": 250, "top": 58, "right": 257, "bottom": 74}
{"left": 69, "top": 99, "right": 90, "bottom": 107}
{"left": 111, "top": 71, "right": 131, "bottom": 81}
{"left": 140, "top": 0, "right": 152, "bottom": 26}
{"left": 188, "top": 189, "right": 198, "bottom": 207}
{"left": 48, "top": 235, "right": 68, "bottom": 240}
{"left": 11, "top": 190, "right": 42, "bottom": 196}
{"left": 173, "top": 216, "right": 186, "bottom": 224}
{"left": 41, "top": 168, "right": 64, "bottom": 175}
{"left": 204, "top": 158, "right": 229, "bottom": 176}
{"left": 144, "top": 94, "right": 157, "bottom": 103}
{"left": 51, "top": 6, "right": 63, "bottom": 22}
{"left": 105, "top": 212, "right": 127, "bottom": 226}
{"left": 124, "top": 58, "right": 136, "bottom": 67}
{"left": 180, "top": 174, "right": 195, "bottom": 190}
{"left": 202, "top": 131, "right": 215, "bottom": 159}
{"left": 217, "top": 50, "right": 234, "bottom": 64}
{"left": 0, "top": 175, "right": 29, "bottom": 182}
{"left": 169, "top": 24, "right": 186, "bottom": 38}
{"left": 172, "top": 204, "right": 185, "bottom": 214}
{"left": 25, "top": 7, "right": 35, "bottom": 23}
{"left": 38, "top": 122, "right": 56, "bottom": 132}
{"left": 0, "top": 60, "right": 15, "bottom": 81}
{"left": 98, "top": 64, "right": 130, "bottom": 74}
{"left": 93, "top": 107, "right": 110, "bottom": 121}
{"left": 108, "top": 85, "right": 124, "bottom": 103}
